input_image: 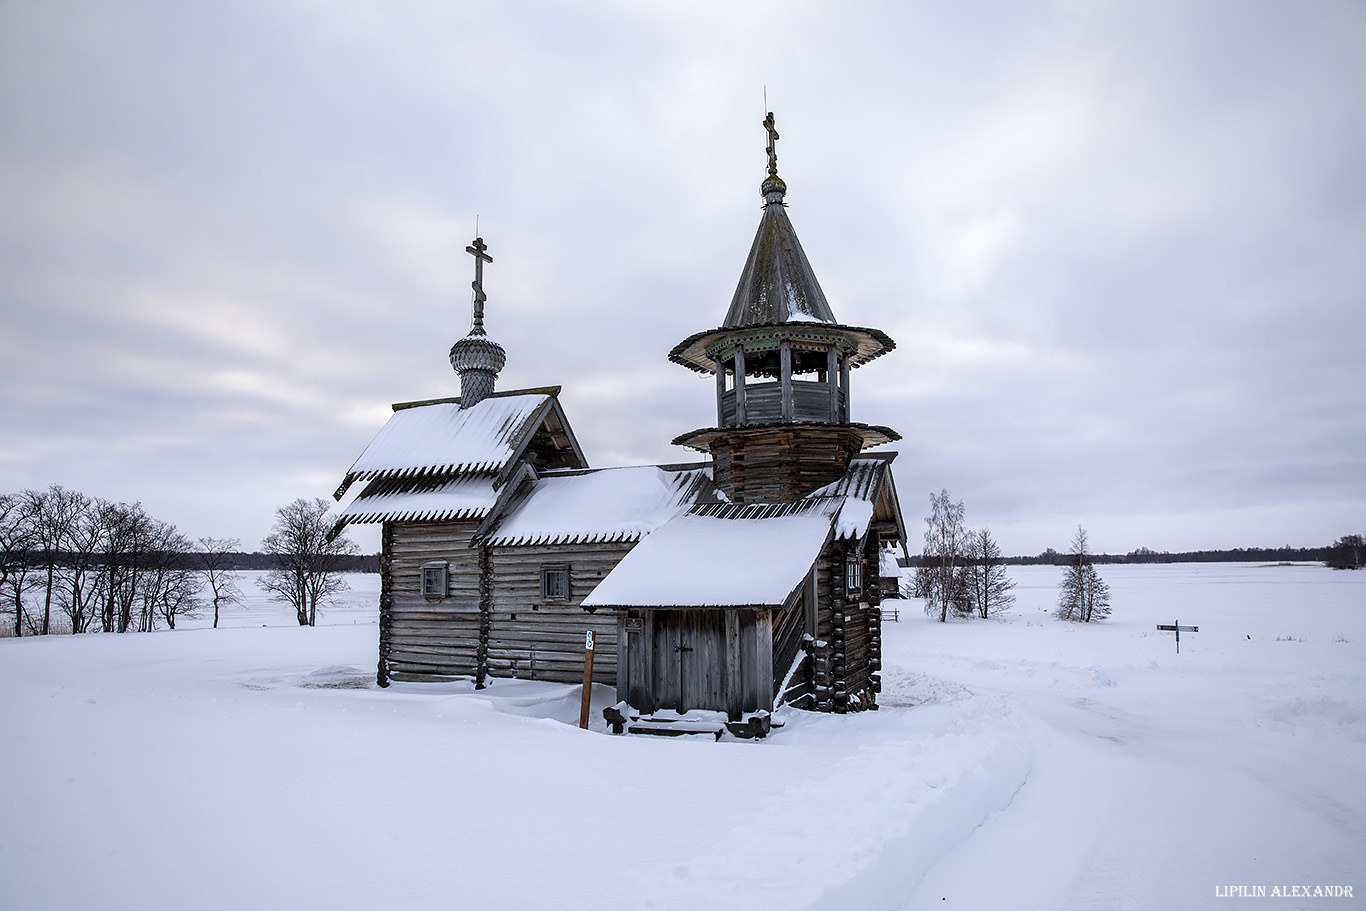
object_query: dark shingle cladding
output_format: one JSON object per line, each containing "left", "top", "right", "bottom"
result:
{"left": 722, "top": 174, "right": 838, "bottom": 327}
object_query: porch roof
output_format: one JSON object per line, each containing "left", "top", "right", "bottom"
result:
{"left": 580, "top": 499, "right": 839, "bottom": 610}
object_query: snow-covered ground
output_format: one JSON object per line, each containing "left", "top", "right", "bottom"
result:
{"left": 2, "top": 564, "right": 1362, "bottom": 910}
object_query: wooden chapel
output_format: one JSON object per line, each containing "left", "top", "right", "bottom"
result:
{"left": 333, "top": 113, "right": 908, "bottom": 736}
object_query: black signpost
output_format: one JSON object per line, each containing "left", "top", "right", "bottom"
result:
{"left": 1155, "top": 620, "right": 1198, "bottom": 654}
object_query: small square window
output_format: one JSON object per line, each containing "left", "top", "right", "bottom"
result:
{"left": 540, "top": 564, "right": 570, "bottom": 601}
{"left": 421, "top": 561, "right": 448, "bottom": 599}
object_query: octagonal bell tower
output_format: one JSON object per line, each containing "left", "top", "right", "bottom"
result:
{"left": 669, "top": 113, "right": 900, "bottom": 502}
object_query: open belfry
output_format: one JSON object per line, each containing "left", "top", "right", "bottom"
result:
{"left": 334, "top": 114, "right": 908, "bottom": 737}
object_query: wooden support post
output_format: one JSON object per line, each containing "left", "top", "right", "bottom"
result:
{"left": 376, "top": 523, "right": 394, "bottom": 688}
{"left": 839, "top": 354, "right": 851, "bottom": 422}
{"left": 475, "top": 545, "right": 492, "bottom": 689}
{"left": 714, "top": 358, "right": 726, "bottom": 424}
{"left": 579, "top": 629, "right": 596, "bottom": 729}
{"left": 734, "top": 347, "right": 747, "bottom": 425}
{"left": 826, "top": 346, "right": 840, "bottom": 422}
{"left": 725, "top": 610, "right": 743, "bottom": 721}
{"left": 779, "top": 340, "right": 793, "bottom": 422}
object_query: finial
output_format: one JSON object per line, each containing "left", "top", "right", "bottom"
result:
{"left": 763, "top": 111, "right": 780, "bottom": 179}
{"left": 760, "top": 112, "right": 787, "bottom": 205}
{"left": 465, "top": 236, "right": 493, "bottom": 335}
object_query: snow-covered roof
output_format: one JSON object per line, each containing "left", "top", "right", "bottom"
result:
{"left": 484, "top": 465, "right": 717, "bottom": 546}
{"left": 335, "top": 391, "right": 579, "bottom": 499}
{"left": 340, "top": 475, "right": 500, "bottom": 524}
{"left": 580, "top": 499, "right": 839, "bottom": 609}
{"left": 880, "top": 548, "right": 902, "bottom": 578}
{"left": 806, "top": 457, "right": 906, "bottom": 546}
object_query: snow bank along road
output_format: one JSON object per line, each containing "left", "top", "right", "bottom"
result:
{"left": 1, "top": 564, "right": 1362, "bottom": 910}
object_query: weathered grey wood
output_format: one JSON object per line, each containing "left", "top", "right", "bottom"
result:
{"left": 720, "top": 380, "right": 848, "bottom": 426}
{"left": 715, "top": 357, "right": 726, "bottom": 419}
{"left": 725, "top": 610, "right": 742, "bottom": 719}
{"left": 839, "top": 355, "right": 850, "bottom": 421}
{"left": 827, "top": 346, "right": 839, "bottom": 422}
{"left": 755, "top": 609, "right": 774, "bottom": 710}
{"left": 779, "top": 340, "right": 793, "bottom": 422}
{"left": 733, "top": 346, "right": 747, "bottom": 424}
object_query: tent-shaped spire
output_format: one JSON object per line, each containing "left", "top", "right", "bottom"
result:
{"left": 722, "top": 112, "right": 837, "bottom": 328}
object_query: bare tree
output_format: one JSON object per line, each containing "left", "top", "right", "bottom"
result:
{"left": 919, "top": 489, "right": 972, "bottom": 622}
{"left": 1056, "top": 525, "right": 1111, "bottom": 622}
{"left": 0, "top": 494, "right": 37, "bottom": 636}
{"left": 963, "top": 527, "right": 1016, "bottom": 619}
{"left": 137, "top": 523, "right": 200, "bottom": 631}
{"left": 198, "top": 537, "right": 242, "bottom": 628}
{"left": 260, "top": 498, "right": 358, "bottom": 626}
{"left": 57, "top": 498, "right": 103, "bottom": 634}
{"left": 24, "top": 486, "right": 89, "bottom": 635}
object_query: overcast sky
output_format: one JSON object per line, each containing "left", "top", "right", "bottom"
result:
{"left": 2, "top": 1, "right": 1363, "bottom": 556}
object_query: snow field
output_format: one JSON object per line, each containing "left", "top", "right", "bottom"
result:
{"left": 1, "top": 564, "right": 1363, "bottom": 910}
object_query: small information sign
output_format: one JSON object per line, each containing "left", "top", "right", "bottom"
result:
{"left": 1155, "top": 620, "right": 1199, "bottom": 654}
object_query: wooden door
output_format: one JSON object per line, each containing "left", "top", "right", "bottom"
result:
{"left": 650, "top": 610, "right": 727, "bottom": 713}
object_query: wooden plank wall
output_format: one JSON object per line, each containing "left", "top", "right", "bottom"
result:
{"left": 382, "top": 524, "right": 632, "bottom": 686}
{"left": 384, "top": 520, "right": 484, "bottom": 682}
{"left": 772, "top": 596, "right": 811, "bottom": 708}
{"left": 487, "top": 542, "right": 631, "bottom": 686}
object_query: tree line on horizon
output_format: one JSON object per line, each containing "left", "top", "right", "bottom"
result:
{"left": 0, "top": 485, "right": 367, "bottom": 637}
{"left": 903, "top": 542, "right": 1345, "bottom": 567}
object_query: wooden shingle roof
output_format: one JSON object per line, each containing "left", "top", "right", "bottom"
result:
{"left": 333, "top": 388, "right": 585, "bottom": 500}
{"left": 481, "top": 464, "right": 718, "bottom": 546}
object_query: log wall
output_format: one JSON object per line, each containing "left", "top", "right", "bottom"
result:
{"left": 708, "top": 426, "right": 863, "bottom": 503}
{"left": 487, "top": 542, "right": 632, "bottom": 685}
{"left": 381, "top": 523, "right": 632, "bottom": 686}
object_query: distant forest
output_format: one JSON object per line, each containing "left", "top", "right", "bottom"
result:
{"left": 904, "top": 545, "right": 1332, "bottom": 567}
{"left": 216, "top": 551, "right": 380, "bottom": 573}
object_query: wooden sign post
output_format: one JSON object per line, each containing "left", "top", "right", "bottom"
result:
{"left": 579, "top": 629, "right": 596, "bottom": 729}
{"left": 1155, "top": 620, "right": 1198, "bottom": 654}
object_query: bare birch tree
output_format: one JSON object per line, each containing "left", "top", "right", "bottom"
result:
{"left": 260, "top": 498, "right": 358, "bottom": 626}
{"left": 1056, "top": 525, "right": 1112, "bottom": 622}
{"left": 918, "top": 489, "right": 971, "bottom": 622}
{"left": 963, "top": 527, "right": 1016, "bottom": 619}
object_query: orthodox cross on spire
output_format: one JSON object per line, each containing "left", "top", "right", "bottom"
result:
{"left": 763, "top": 111, "right": 780, "bottom": 178}
{"left": 465, "top": 236, "right": 493, "bottom": 334}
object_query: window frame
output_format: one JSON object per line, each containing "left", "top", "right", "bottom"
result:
{"left": 540, "top": 563, "right": 571, "bottom": 602}
{"left": 420, "top": 560, "right": 448, "bottom": 599}
{"left": 844, "top": 550, "right": 863, "bottom": 594}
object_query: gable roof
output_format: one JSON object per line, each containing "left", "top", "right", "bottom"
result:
{"left": 580, "top": 498, "right": 840, "bottom": 610}
{"left": 333, "top": 388, "right": 586, "bottom": 500}
{"left": 482, "top": 464, "right": 718, "bottom": 546}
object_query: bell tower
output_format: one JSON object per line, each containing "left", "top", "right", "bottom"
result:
{"left": 669, "top": 113, "right": 900, "bottom": 501}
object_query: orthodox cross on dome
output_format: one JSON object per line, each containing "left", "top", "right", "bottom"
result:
{"left": 763, "top": 111, "right": 780, "bottom": 178}
{"left": 466, "top": 236, "right": 494, "bottom": 334}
